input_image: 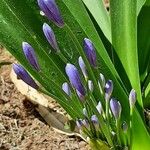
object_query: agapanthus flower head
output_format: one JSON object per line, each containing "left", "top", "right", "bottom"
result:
{"left": 96, "top": 101, "right": 103, "bottom": 114}
{"left": 13, "top": 64, "right": 39, "bottom": 89}
{"left": 62, "top": 82, "right": 71, "bottom": 96}
{"left": 105, "top": 80, "right": 113, "bottom": 101}
{"left": 88, "top": 80, "right": 94, "bottom": 92}
{"left": 37, "top": 0, "right": 64, "bottom": 27}
{"left": 83, "top": 38, "right": 97, "bottom": 68}
{"left": 78, "top": 56, "right": 88, "bottom": 79}
{"left": 43, "top": 23, "right": 59, "bottom": 51}
{"left": 129, "top": 89, "right": 136, "bottom": 107}
{"left": 99, "top": 73, "right": 105, "bottom": 88}
{"left": 110, "top": 98, "right": 122, "bottom": 119}
{"left": 65, "top": 63, "right": 85, "bottom": 96}
{"left": 22, "top": 42, "right": 40, "bottom": 71}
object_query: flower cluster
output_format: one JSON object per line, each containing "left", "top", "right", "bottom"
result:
{"left": 13, "top": 0, "right": 137, "bottom": 149}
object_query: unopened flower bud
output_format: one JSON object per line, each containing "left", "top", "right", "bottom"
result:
{"left": 96, "top": 101, "right": 103, "bottom": 114}
{"left": 88, "top": 80, "right": 94, "bottom": 92}
{"left": 65, "top": 63, "right": 85, "bottom": 96}
{"left": 91, "top": 115, "right": 98, "bottom": 124}
{"left": 83, "top": 38, "right": 97, "bottom": 68}
{"left": 78, "top": 56, "right": 88, "bottom": 79}
{"left": 43, "top": 23, "right": 59, "bottom": 51}
{"left": 62, "top": 82, "right": 71, "bottom": 96}
{"left": 37, "top": 0, "right": 64, "bottom": 27}
{"left": 83, "top": 108, "right": 87, "bottom": 116}
{"left": 99, "top": 73, "right": 105, "bottom": 88}
{"left": 13, "top": 64, "right": 39, "bottom": 89}
{"left": 129, "top": 89, "right": 136, "bottom": 107}
{"left": 76, "top": 119, "right": 83, "bottom": 128}
{"left": 105, "top": 80, "right": 113, "bottom": 101}
{"left": 22, "top": 42, "right": 40, "bottom": 71}
{"left": 110, "top": 98, "right": 122, "bottom": 120}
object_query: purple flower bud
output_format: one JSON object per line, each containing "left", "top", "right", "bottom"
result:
{"left": 76, "top": 119, "right": 83, "bottom": 128}
{"left": 110, "top": 98, "right": 122, "bottom": 119}
{"left": 83, "top": 38, "right": 97, "bottom": 67}
{"left": 91, "top": 115, "right": 98, "bottom": 124}
{"left": 96, "top": 101, "right": 103, "bottom": 114}
{"left": 83, "top": 108, "right": 87, "bottom": 116}
{"left": 105, "top": 80, "right": 113, "bottom": 101}
{"left": 37, "top": 0, "right": 64, "bottom": 27}
{"left": 88, "top": 80, "right": 94, "bottom": 92}
{"left": 22, "top": 42, "right": 40, "bottom": 71}
{"left": 65, "top": 63, "right": 85, "bottom": 96}
{"left": 129, "top": 89, "right": 136, "bottom": 107}
{"left": 43, "top": 23, "right": 59, "bottom": 51}
{"left": 62, "top": 82, "right": 71, "bottom": 96}
{"left": 13, "top": 64, "right": 39, "bottom": 89}
{"left": 122, "top": 121, "right": 128, "bottom": 133}
{"left": 99, "top": 73, "right": 105, "bottom": 88}
{"left": 78, "top": 56, "right": 88, "bottom": 79}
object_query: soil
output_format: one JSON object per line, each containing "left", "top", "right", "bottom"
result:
{"left": 0, "top": 48, "right": 89, "bottom": 150}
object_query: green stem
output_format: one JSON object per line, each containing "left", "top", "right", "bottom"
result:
{"left": 57, "top": 51, "right": 68, "bottom": 64}
{"left": 116, "top": 119, "right": 121, "bottom": 145}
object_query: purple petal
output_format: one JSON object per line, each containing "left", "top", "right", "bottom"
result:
{"left": 110, "top": 98, "right": 122, "bottom": 119}
{"left": 22, "top": 42, "right": 40, "bottom": 71}
{"left": 13, "top": 64, "right": 39, "bottom": 89}
{"left": 65, "top": 63, "right": 85, "bottom": 96}
{"left": 37, "top": 0, "right": 64, "bottom": 27}
{"left": 43, "top": 23, "right": 59, "bottom": 51}
{"left": 84, "top": 38, "right": 97, "bottom": 67}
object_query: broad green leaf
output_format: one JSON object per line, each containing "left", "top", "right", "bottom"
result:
{"left": 110, "top": 0, "right": 142, "bottom": 107}
{"left": 82, "top": 0, "right": 111, "bottom": 42}
{"left": 110, "top": 0, "right": 150, "bottom": 149}
{"left": 138, "top": 6, "right": 150, "bottom": 82}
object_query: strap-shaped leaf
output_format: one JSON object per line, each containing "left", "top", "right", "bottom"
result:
{"left": 138, "top": 6, "right": 150, "bottom": 81}
{"left": 82, "top": 0, "right": 111, "bottom": 42}
{"left": 110, "top": 0, "right": 150, "bottom": 149}
{"left": 110, "top": 0, "right": 142, "bottom": 107}
{"left": 137, "top": 0, "right": 146, "bottom": 14}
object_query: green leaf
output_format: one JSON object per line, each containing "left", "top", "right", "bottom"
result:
{"left": 110, "top": 0, "right": 150, "bottom": 149}
{"left": 137, "top": 0, "right": 146, "bottom": 15}
{"left": 110, "top": 0, "right": 142, "bottom": 107}
{"left": 81, "top": 0, "right": 111, "bottom": 42}
{"left": 138, "top": 6, "right": 150, "bottom": 82}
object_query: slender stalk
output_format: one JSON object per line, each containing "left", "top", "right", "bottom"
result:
{"left": 116, "top": 119, "right": 121, "bottom": 145}
{"left": 57, "top": 51, "right": 68, "bottom": 64}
